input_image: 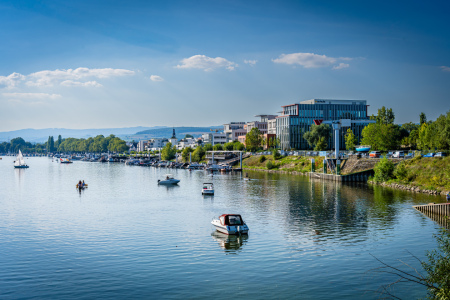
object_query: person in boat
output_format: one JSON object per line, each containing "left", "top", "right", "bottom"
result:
{"left": 166, "top": 175, "right": 169, "bottom": 180}
{"left": 78, "top": 180, "right": 82, "bottom": 188}
{"left": 82, "top": 180, "right": 85, "bottom": 187}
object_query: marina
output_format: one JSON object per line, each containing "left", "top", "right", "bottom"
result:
{"left": 0, "top": 156, "right": 446, "bottom": 299}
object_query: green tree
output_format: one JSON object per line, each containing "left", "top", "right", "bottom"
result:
{"left": 47, "top": 136, "right": 55, "bottom": 153}
{"left": 344, "top": 128, "right": 357, "bottom": 151}
{"left": 314, "top": 136, "right": 327, "bottom": 151}
{"left": 56, "top": 135, "right": 62, "bottom": 149}
{"left": 181, "top": 147, "right": 194, "bottom": 162}
{"left": 223, "top": 142, "right": 234, "bottom": 151}
{"left": 376, "top": 106, "right": 395, "bottom": 125}
{"left": 361, "top": 123, "right": 401, "bottom": 151}
{"left": 184, "top": 134, "right": 194, "bottom": 139}
{"left": 233, "top": 141, "right": 245, "bottom": 151}
{"left": 420, "top": 112, "right": 427, "bottom": 125}
{"left": 192, "top": 145, "right": 205, "bottom": 162}
{"left": 204, "top": 144, "right": 213, "bottom": 151}
{"left": 373, "top": 156, "right": 395, "bottom": 182}
{"left": 303, "top": 124, "right": 331, "bottom": 150}
{"left": 213, "top": 144, "right": 223, "bottom": 151}
{"left": 245, "top": 128, "right": 263, "bottom": 152}
{"left": 161, "top": 142, "right": 176, "bottom": 161}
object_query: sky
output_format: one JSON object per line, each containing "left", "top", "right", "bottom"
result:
{"left": 0, "top": 0, "right": 449, "bottom": 131}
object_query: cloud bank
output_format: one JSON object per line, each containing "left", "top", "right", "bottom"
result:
{"left": 176, "top": 55, "right": 237, "bottom": 71}
{"left": 0, "top": 67, "right": 135, "bottom": 88}
{"left": 244, "top": 59, "right": 257, "bottom": 66}
{"left": 272, "top": 52, "right": 351, "bottom": 69}
{"left": 441, "top": 66, "right": 450, "bottom": 72}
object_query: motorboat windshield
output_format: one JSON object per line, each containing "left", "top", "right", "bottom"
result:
{"left": 219, "top": 214, "right": 244, "bottom": 226}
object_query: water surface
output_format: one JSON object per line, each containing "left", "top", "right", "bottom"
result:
{"left": 0, "top": 157, "right": 445, "bottom": 299}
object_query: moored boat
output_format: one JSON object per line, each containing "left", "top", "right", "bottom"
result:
{"left": 355, "top": 145, "right": 371, "bottom": 152}
{"left": 211, "top": 214, "right": 249, "bottom": 235}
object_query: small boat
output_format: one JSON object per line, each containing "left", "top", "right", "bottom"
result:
{"left": 202, "top": 183, "right": 214, "bottom": 195}
{"left": 355, "top": 145, "right": 371, "bottom": 152}
{"left": 60, "top": 158, "right": 73, "bottom": 164}
{"left": 14, "top": 150, "right": 29, "bottom": 168}
{"left": 158, "top": 174, "right": 180, "bottom": 185}
{"left": 211, "top": 214, "right": 249, "bottom": 235}
{"left": 76, "top": 182, "right": 88, "bottom": 190}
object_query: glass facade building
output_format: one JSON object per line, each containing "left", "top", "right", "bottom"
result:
{"left": 276, "top": 99, "right": 369, "bottom": 150}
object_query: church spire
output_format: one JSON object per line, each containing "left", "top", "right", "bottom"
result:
{"left": 171, "top": 127, "right": 176, "bottom": 139}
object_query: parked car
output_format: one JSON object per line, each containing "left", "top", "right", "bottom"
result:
{"left": 405, "top": 153, "right": 414, "bottom": 158}
{"left": 369, "top": 151, "right": 381, "bottom": 158}
{"left": 386, "top": 151, "right": 394, "bottom": 158}
{"left": 435, "top": 152, "right": 447, "bottom": 157}
{"left": 393, "top": 151, "right": 405, "bottom": 158}
{"left": 423, "top": 153, "right": 435, "bottom": 157}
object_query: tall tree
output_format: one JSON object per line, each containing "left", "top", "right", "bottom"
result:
{"left": 245, "top": 127, "right": 263, "bottom": 152}
{"left": 376, "top": 106, "right": 395, "bottom": 125}
{"left": 344, "top": 128, "right": 357, "bottom": 151}
{"left": 56, "top": 135, "right": 62, "bottom": 149}
{"left": 181, "top": 147, "right": 194, "bottom": 163}
{"left": 192, "top": 145, "right": 205, "bottom": 162}
{"left": 303, "top": 124, "right": 331, "bottom": 150}
{"left": 420, "top": 112, "right": 427, "bottom": 125}
{"left": 161, "top": 142, "right": 176, "bottom": 161}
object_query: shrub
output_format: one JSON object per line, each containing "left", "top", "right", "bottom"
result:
{"left": 373, "top": 156, "right": 395, "bottom": 182}
{"left": 259, "top": 155, "right": 266, "bottom": 163}
{"left": 266, "top": 160, "right": 274, "bottom": 169}
{"left": 272, "top": 150, "right": 281, "bottom": 160}
{"left": 393, "top": 162, "right": 408, "bottom": 181}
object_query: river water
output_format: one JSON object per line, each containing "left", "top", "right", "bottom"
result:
{"left": 0, "top": 156, "right": 446, "bottom": 299}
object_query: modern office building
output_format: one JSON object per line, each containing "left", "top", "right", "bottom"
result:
{"left": 202, "top": 132, "right": 227, "bottom": 146}
{"left": 223, "top": 122, "right": 247, "bottom": 142}
{"left": 276, "top": 99, "right": 369, "bottom": 150}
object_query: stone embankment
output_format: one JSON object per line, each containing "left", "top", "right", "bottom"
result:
{"left": 370, "top": 180, "right": 448, "bottom": 196}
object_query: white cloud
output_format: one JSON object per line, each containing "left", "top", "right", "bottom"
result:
{"left": 0, "top": 72, "right": 26, "bottom": 88}
{"left": 61, "top": 80, "right": 103, "bottom": 87}
{"left": 176, "top": 55, "right": 238, "bottom": 71}
{"left": 440, "top": 66, "right": 450, "bottom": 72}
{"left": 244, "top": 59, "right": 257, "bottom": 66}
{"left": 3, "top": 92, "right": 62, "bottom": 105}
{"left": 273, "top": 52, "right": 351, "bottom": 69}
{"left": 332, "top": 63, "right": 350, "bottom": 70}
{"left": 150, "top": 75, "right": 164, "bottom": 82}
{"left": 26, "top": 67, "right": 135, "bottom": 87}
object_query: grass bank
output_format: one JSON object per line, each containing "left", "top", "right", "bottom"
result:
{"left": 242, "top": 155, "right": 324, "bottom": 174}
{"left": 370, "top": 156, "right": 450, "bottom": 194}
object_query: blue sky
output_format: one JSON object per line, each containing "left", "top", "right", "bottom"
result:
{"left": 0, "top": 0, "right": 449, "bottom": 131}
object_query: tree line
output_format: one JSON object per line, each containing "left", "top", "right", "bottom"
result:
{"left": 0, "top": 134, "right": 128, "bottom": 154}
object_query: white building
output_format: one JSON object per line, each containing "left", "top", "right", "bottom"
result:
{"left": 223, "top": 122, "right": 247, "bottom": 143}
{"left": 147, "top": 138, "right": 169, "bottom": 151}
{"left": 202, "top": 132, "right": 227, "bottom": 146}
{"left": 246, "top": 115, "right": 277, "bottom": 134}
{"left": 176, "top": 137, "right": 198, "bottom": 150}
{"left": 268, "top": 119, "right": 277, "bottom": 134}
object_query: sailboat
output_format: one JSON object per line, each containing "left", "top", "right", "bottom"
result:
{"left": 14, "top": 150, "right": 29, "bottom": 169}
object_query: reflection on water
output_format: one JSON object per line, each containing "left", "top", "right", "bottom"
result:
{"left": 211, "top": 231, "right": 248, "bottom": 252}
{"left": 0, "top": 158, "right": 447, "bottom": 300}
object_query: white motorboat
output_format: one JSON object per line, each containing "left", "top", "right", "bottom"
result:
{"left": 14, "top": 150, "right": 29, "bottom": 169}
{"left": 211, "top": 214, "right": 249, "bottom": 235}
{"left": 158, "top": 174, "right": 180, "bottom": 185}
{"left": 60, "top": 158, "right": 73, "bottom": 164}
{"left": 202, "top": 182, "right": 214, "bottom": 195}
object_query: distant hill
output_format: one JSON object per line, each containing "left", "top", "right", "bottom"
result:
{"left": 130, "top": 126, "right": 223, "bottom": 140}
{"left": 0, "top": 126, "right": 166, "bottom": 143}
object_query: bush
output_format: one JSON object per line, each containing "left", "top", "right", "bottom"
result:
{"left": 266, "top": 160, "right": 274, "bottom": 169}
{"left": 272, "top": 150, "right": 281, "bottom": 160}
{"left": 373, "top": 156, "right": 395, "bottom": 182}
{"left": 259, "top": 155, "right": 266, "bottom": 163}
{"left": 393, "top": 162, "right": 408, "bottom": 181}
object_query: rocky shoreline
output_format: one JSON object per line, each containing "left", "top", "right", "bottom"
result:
{"left": 369, "top": 180, "right": 448, "bottom": 196}
{"left": 244, "top": 167, "right": 449, "bottom": 197}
